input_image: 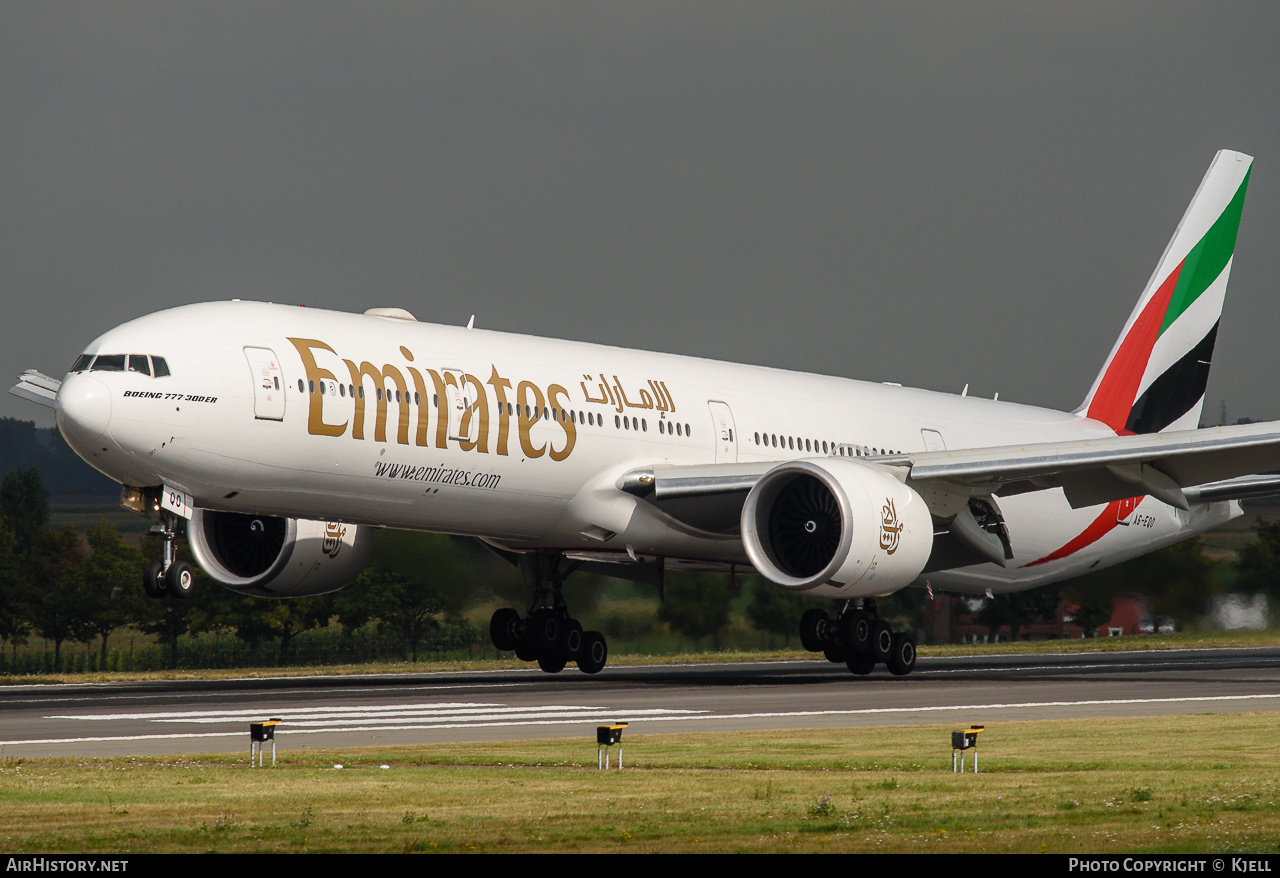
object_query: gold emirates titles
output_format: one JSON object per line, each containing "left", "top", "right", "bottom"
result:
{"left": 289, "top": 337, "right": 679, "bottom": 462}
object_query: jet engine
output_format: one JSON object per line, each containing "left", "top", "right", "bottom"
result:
{"left": 188, "top": 509, "right": 372, "bottom": 597}
{"left": 741, "top": 459, "right": 933, "bottom": 598}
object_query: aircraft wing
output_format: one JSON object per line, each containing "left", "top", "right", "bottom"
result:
{"left": 9, "top": 370, "right": 61, "bottom": 409}
{"left": 903, "top": 420, "right": 1280, "bottom": 510}
{"left": 621, "top": 420, "right": 1280, "bottom": 534}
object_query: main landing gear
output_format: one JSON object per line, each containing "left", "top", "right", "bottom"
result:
{"left": 489, "top": 553, "right": 608, "bottom": 674}
{"left": 799, "top": 599, "right": 917, "bottom": 676}
{"left": 141, "top": 510, "right": 196, "bottom": 600}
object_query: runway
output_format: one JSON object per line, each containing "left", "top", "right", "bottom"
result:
{"left": 1, "top": 647, "right": 1277, "bottom": 759}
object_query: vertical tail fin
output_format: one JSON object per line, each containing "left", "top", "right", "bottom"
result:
{"left": 1079, "top": 150, "right": 1252, "bottom": 434}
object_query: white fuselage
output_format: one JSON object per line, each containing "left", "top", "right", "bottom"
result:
{"left": 54, "top": 301, "right": 1238, "bottom": 595}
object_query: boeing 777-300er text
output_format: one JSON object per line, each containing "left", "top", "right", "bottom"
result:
{"left": 13, "top": 150, "right": 1280, "bottom": 676}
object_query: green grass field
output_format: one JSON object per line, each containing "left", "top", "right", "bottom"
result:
{"left": 3, "top": 713, "right": 1278, "bottom": 853}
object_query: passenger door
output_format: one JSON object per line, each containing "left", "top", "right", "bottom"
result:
{"left": 708, "top": 401, "right": 738, "bottom": 463}
{"left": 244, "top": 347, "right": 285, "bottom": 421}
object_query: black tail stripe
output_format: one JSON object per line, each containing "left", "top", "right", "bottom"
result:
{"left": 1124, "top": 322, "right": 1219, "bottom": 434}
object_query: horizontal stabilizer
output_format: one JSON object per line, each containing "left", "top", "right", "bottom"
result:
{"left": 1184, "top": 473, "right": 1280, "bottom": 504}
{"left": 9, "top": 369, "right": 61, "bottom": 409}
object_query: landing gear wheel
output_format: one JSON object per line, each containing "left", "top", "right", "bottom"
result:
{"left": 537, "top": 652, "right": 567, "bottom": 673}
{"left": 514, "top": 640, "right": 538, "bottom": 662}
{"left": 799, "top": 609, "right": 829, "bottom": 652}
{"left": 164, "top": 561, "right": 195, "bottom": 599}
{"left": 886, "top": 633, "right": 917, "bottom": 676}
{"left": 822, "top": 643, "right": 847, "bottom": 664}
{"left": 577, "top": 631, "right": 608, "bottom": 674}
{"left": 846, "top": 650, "right": 876, "bottom": 676}
{"left": 490, "top": 608, "right": 520, "bottom": 651}
{"left": 871, "top": 620, "right": 894, "bottom": 662}
{"left": 559, "top": 618, "right": 583, "bottom": 659}
{"left": 529, "top": 608, "right": 561, "bottom": 652}
{"left": 839, "top": 610, "right": 872, "bottom": 653}
{"left": 142, "top": 561, "right": 166, "bottom": 599}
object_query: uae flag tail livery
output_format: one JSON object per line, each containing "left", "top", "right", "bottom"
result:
{"left": 1080, "top": 150, "right": 1251, "bottom": 435}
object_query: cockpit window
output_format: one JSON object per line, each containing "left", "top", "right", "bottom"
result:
{"left": 91, "top": 355, "right": 126, "bottom": 372}
{"left": 85, "top": 354, "right": 172, "bottom": 377}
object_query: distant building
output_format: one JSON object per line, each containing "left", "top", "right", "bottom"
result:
{"left": 924, "top": 593, "right": 1173, "bottom": 644}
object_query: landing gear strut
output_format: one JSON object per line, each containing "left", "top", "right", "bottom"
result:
{"left": 142, "top": 510, "right": 195, "bottom": 600}
{"left": 489, "top": 553, "right": 608, "bottom": 674}
{"left": 799, "top": 599, "right": 916, "bottom": 676}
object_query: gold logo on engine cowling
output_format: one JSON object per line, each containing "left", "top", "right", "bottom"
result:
{"left": 322, "top": 522, "right": 346, "bottom": 559}
{"left": 879, "top": 498, "right": 902, "bottom": 554}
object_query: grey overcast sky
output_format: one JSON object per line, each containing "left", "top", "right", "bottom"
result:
{"left": 5, "top": 2, "right": 1280, "bottom": 429}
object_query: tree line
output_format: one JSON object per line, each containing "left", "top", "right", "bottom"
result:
{"left": 0, "top": 467, "right": 485, "bottom": 671}
{"left": 2, "top": 463, "right": 1277, "bottom": 672}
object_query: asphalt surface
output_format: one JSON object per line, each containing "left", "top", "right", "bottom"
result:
{"left": 1, "top": 647, "right": 1277, "bottom": 759}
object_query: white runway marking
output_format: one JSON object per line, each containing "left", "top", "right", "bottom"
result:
{"left": 5, "top": 692, "right": 1277, "bottom": 750}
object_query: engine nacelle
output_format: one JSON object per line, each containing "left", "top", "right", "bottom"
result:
{"left": 188, "top": 509, "right": 373, "bottom": 598}
{"left": 741, "top": 458, "right": 933, "bottom": 598}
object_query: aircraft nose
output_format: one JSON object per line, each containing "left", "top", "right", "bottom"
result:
{"left": 56, "top": 374, "right": 112, "bottom": 448}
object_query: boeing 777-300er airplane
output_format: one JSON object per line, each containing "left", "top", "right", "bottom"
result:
{"left": 12, "top": 149, "right": 1280, "bottom": 677}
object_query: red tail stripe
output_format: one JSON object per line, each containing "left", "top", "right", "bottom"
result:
{"left": 1086, "top": 260, "right": 1183, "bottom": 431}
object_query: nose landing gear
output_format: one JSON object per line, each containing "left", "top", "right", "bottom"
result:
{"left": 141, "top": 510, "right": 196, "bottom": 600}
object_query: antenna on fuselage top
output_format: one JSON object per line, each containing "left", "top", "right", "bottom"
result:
{"left": 467, "top": 315, "right": 475, "bottom": 330}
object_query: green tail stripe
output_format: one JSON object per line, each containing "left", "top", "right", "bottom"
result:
{"left": 1159, "top": 167, "right": 1251, "bottom": 335}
